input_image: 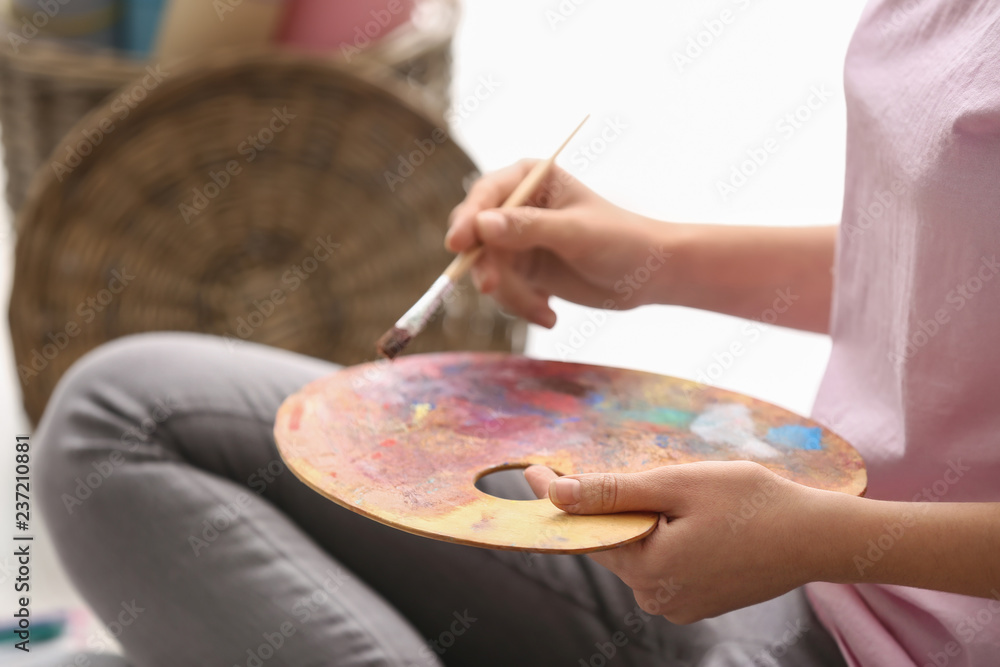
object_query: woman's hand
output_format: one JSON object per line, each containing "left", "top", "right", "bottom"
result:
{"left": 524, "top": 461, "right": 824, "bottom": 623}
{"left": 446, "top": 160, "right": 675, "bottom": 327}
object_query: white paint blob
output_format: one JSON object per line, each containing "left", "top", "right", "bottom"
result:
{"left": 690, "top": 403, "right": 782, "bottom": 459}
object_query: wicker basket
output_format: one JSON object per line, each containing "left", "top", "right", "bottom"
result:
{"left": 8, "top": 51, "right": 524, "bottom": 425}
{"left": 0, "top": 0, "right": 459, "bottom": 215}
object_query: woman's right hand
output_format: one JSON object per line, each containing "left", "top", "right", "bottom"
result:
{"left": 445, "top": 160, "right": 675, "bottom": 328}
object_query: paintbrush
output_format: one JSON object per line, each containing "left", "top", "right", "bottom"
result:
{"left": 376, "top": 115, "right": 590, "bottom": 359}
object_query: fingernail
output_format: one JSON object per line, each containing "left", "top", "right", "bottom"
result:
{"left": 552, "top": 478, "right": 581, "bottom": 505}
{"left": 477, "top": 211, "right": 507, "bottom": 236}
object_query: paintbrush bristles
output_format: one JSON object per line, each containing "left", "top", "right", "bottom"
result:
{"left": 376, "top": 327, "right": 411, "bottom": 360}
{"left": 377, "top": 274, "right": 455, "bottom": 359}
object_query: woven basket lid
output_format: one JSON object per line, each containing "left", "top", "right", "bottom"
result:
{"left": 0, "top": 0, "right": 460, "bottom": 213}
{"left": 8, "top": 51, "right": 523, "bottom": 425}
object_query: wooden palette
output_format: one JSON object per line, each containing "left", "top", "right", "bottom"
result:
{"left": 274, "top": 353, "right": 866, "bottom": 553}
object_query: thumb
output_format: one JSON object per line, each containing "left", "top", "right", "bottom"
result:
{"left": 474, "top": 207, "right": 577, "bottom": 253}
{"left": 549, "top": 469, "right": 674, "bottom": 515}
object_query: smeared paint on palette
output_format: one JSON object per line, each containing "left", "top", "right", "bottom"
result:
{"left": 274, "top": 353, "right": 867, "bottom": 553}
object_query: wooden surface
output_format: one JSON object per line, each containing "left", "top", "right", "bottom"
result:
{"left": 274, "top": 353, "right": 867, "bottom": 553}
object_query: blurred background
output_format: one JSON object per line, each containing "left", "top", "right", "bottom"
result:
{"left": 0, "top": 0, "right": 867, "bottom": 660}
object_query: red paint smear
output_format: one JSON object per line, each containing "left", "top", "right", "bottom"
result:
{"left": 288, "top": 405, "right": 303, "bottom": 431}
{"left": 372, "top": 451, "right": 382, "bottom": 459}
{"left": 380, "top": 439, "right": 397, "bottom": 447}
{"left": 515, "top": 389, "right": 580, "bottom": 414}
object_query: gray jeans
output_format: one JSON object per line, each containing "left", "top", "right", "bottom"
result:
{"left": 36, "top": 333, "right": 847, "bottom": 667}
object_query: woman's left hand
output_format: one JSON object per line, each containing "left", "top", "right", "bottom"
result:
{"left": 524, "top": 461, "right": 827, "bottom": 623}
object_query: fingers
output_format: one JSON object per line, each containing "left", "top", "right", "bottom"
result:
{"left": 523, "top": 465, "right": 559, "bottom": 499}
{"left": 446, "top": 161, "right": 538, "bottom": 252}
{"left": 469, "top": 252, "right": 501, "bottom": 294}
{"left": 549, "top": 467, "right": 679, "bottom": 515}
{"left": 491, "top": 267, "right": 557, "bottom": 328}
{"left": 633, "top": 583, "right": 688, "bottom": 622}
{"left": 467, "top": 247, "right": 561, "bottom": 325}
{"left": 469, "top": 207, "right": 581, "bottom": 257}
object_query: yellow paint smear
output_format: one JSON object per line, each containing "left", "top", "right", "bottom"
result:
{"left": 412, "top": 403, "right": 433, "bottom": 423}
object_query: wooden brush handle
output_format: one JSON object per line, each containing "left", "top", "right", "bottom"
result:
{"left": 443, "top": 116, "right": 590, "bottom": 282}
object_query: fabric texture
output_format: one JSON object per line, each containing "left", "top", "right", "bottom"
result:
{"left": 36, "top": 332, "right": 845, "bottom": 667}
{"left": 807, "top": 1, "right": 1000, "bottom": 665}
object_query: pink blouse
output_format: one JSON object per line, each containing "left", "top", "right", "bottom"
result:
{"left": 806, "top": 1, "right": 1000, "bottom": 665}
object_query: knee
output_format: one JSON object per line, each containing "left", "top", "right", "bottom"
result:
{"left": 39, "top": 332, "right": 183, "bottom": 442}
{"left": 35, "top": 333, "right": 185, "bottom": 519}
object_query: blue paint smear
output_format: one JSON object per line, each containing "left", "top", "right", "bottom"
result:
{"left": 766, "top": 425, "right": 822, "bottom": 450}
{"left": 554, "top": 416, "right": 582, "bottom": 424}
{"left": 654, "top": 434, "right": 673, "bottom": 449}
